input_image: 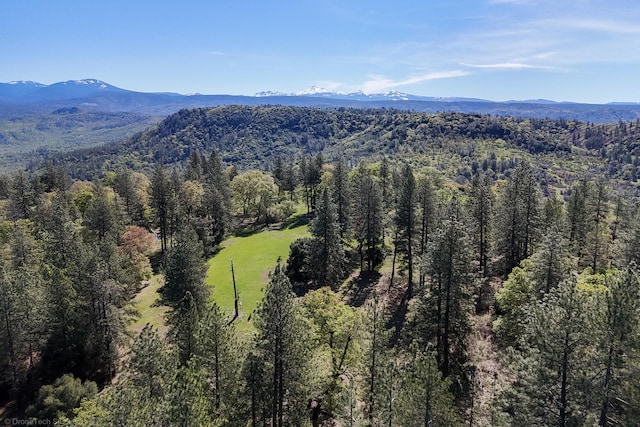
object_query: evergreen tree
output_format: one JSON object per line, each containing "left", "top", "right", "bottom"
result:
{"left": 543, "top": 195, "right": 566, "bottom": 232}
{"left": 567, "top": 179, "right": 590, "bottom": 257}
{"left": 167, "top": 168, "right": 183, "bottom": 246}
{"left": 468, "top": 171, "right": 494, "bottom": 278}
{"left": 417, "top": 196, "right": 474, "bottom": 399}
{"left": 54, "top": 238, "right": 130, "bottom": 382}
{"left": 416, "top": 174, "right": 437, "bottom": 289}
{"left": 40, "top": 196, "right": 88, "bottom": 379}
{"left": 185, "top": 150, "right": 204, "bottom": 181}
{"left": 493, "top": 260, "right": 536, "bottom": 346}
{"left": 586, "top": 177, "right": 610, "bottom": 272}
{"left": 351, "top": 165, "right": 384, "bottom": 272}
{"left": 302, "top": 153, "right": 323, "bottom": 213}
{"left": 593, "top": 267, "right": 640, "bottom": 426}
{"left": 9, "top": 169, "right": 33, "bottom": 220}
{"left": 160, "top": 226, "right": 209, "bottom": 363}
{"left": 378, "top": 156, "right": 392, "bottom": 215}
{"left": 84, "top": 182, "right": 121, "bottom": 242}
{"left": 194, "top": 301, "right": 241, "bottom": 423}
{"left": 394, "top": 347, "right": 462, "bottom": 427}
{"left": 169, "top": 290, "right": 200, "bottom": 365}
{"left": 0, "top": 251, "right": 47, "bottom": 394}
{"left": 307, "top": 187, "right": 345, "bottom": 289}
{"left": 501, "top": 277, "right": 592, "bottom": 426}
{"left": 160, "top": 225, "right": 209, "bottom": 311}
{"left": 199, "top": 149, "right": 231, "bottom": 251}
{"left": 395, "top": 163, "right": 417, "bottom": 298}
{"left": 151, "top": 165, "right": 171, "bottom": 253}
{"left": 496, "top": 161, "right": 541, "bottom": 273}
{"left": 616, "top": 208, "right": 640, "bottom": 266}
{"left": 282, "top": 157, "right": 298, "bottom": 201}
{"left": 129, "top": 324, "right": 171, "bottom": 400}
{"left": 332, "top": 157, "right": 351, "bottom": 237}
{"left": 529, "top": 228, "right": 571, "bottom": 295}
{"left": 363, "top": 294, "right": 394, "bottom": 427}
{"left": 272, "top": 155, "right": 285, "bottom": 190}
{"left": 165, "top": 360, "right": 215, "bottom": 427}
{"left": 242, "top": 351, "right": 270, "bottom": 427}
{"left": 252, "top": 261, "right": 310, "bottom": 426}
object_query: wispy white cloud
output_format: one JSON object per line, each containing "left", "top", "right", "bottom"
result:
{"left": 360, "top": 70, "right": 469, "bottom": 93}
{"left": 544, "top": 19, "right": 640, "bottom": 35}
{"left": 462, "top": 62, "right": 553, "bottom": 69}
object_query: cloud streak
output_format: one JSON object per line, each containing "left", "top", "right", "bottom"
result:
{"left": 544, "top": 19, "right": 640, "bottom": 35}
{"left": 360, "top": 70, "right": 469, "bottom": 93}
{"left": 462, "top": 62, "right": 553, "bottom": 70}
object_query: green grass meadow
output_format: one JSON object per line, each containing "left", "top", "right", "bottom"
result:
{"left": 128, "top": 274, "right": 168, "bottom": 336}
{"left": 128, "top": 216, "right": 309, "bottom": 338}
{"left": 206, "top": 223, "right": 309, "bottom": 332}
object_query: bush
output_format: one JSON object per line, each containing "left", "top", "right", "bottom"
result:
{"left": 26, "top": 374, "right": 98, "bottom": 421}
{"left": 268, "top": 200, "right": 296, "bottom": 223}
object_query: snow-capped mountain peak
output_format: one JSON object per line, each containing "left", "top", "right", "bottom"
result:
{"left": 254, "top": 90, "right": 288, "bottom": 97}
{"left": 7, "top": 81, "right": 46, "bottom": 87}
{"left": 295, "top": 86, "right": 344, "bottom": 96}
{"left": 62, "top": 79, "right": 111, "bottom": 89}
{"left": 255, "top": 87, "right": 417, "bottom": 101}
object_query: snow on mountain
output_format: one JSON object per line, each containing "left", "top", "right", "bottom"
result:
{"left": 0, "top": 81, "right": 47, "bottom": 100}
{"left": 252, "top": 87, "right": 494, "bottom": 103}
{"left": 0, "top": 78, "right": 125, "bottom": 101}
{"left": 7, "top": 81, "right": 46, "bottom": 87}
{"left": 254, "top": 90, "right": 289, "bottom": 97}
{"left": 254, "top": 87, "right": 414, "bottom": 100}
{"left": 296, "top": 86, "right": 336, "bottom": 96}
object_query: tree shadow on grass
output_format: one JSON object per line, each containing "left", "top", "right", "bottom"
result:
{"left": 233, "top": 222, "right": 267, "bottom": 238}
{"left": 283, "top": 213, "right": 310, "bottom": 229}
{"left": 342, "top": 270, "right": 381, "bottom": 307}
{"left": 386, "top": 280, "right": 411, "bottom": 346}
{"left": 233, "top": 213, "right": 310, "bottom": 238}
{"left": 149, "top": 250, "right": 165, "bottom": 274}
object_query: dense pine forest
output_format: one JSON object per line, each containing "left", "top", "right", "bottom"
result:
{"left": 2, "top": 106, "right": 640, "bottom": 426}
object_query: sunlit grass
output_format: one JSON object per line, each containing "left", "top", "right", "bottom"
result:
{"left": 128, "top": 274, "right": 168, "bottom": 336}
{"left": 206, "top": 221, "right": 309, "bottom": 333}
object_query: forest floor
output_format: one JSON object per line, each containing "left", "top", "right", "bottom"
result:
{"left": 467, "top": 277, "right": 511, "bottom": 426}
{"left": 353, "top": 257, "right": 510, "bottom": 426}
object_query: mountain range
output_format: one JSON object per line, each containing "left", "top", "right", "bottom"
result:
{"left": 3, "top": 79, "right": 640, "bottom": 123}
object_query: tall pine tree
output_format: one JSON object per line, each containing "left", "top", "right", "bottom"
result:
{"left": 252, "top": 261, "right": 310, "bottom": 426}
{"left": 307, "top": 187, "right": 345, "bottom": 289}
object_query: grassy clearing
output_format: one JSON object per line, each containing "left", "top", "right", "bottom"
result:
{"left": 127, "top": 214, "right": 309, "bottom": 337}
{"left": 128, "top": 274, "right": 168, "bottom": 336}
{"left": 206, "top": 222, "right": 309, "bottom": 332}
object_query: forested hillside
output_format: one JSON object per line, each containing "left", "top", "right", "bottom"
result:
{"left": 44, "top": 106, "right": 640, "bottom": 192}
{"left": 2, "top": 107, "right": 640, "bottom": 426}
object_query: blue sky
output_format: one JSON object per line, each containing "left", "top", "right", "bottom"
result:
{"left": 2, "top": 0, "right": 640, "bottom": 103}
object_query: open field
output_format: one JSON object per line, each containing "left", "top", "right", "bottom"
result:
{"left": 206, "top": 221, "right": 309, "bottom": 332}
{"left": 126, "top": 215, "right": 309, "bottom": 338}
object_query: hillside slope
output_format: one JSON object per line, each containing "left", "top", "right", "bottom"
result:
{"left": 0, "top": 108, "right": 159, "bottom": 169}
{"left": 44, "top": 106, "right": 640, "bottom": 193}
